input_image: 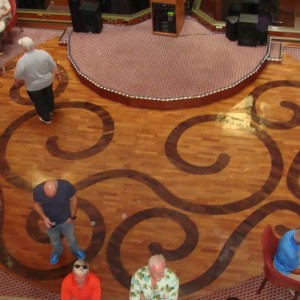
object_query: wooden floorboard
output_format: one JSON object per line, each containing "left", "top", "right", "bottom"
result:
{"left": 1, "top": 37, "right": 300, "bottom": 299}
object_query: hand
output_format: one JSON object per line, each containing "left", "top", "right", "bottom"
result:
{"left": 54, "top": 74, "right": 61, "bottom": 81}
{"left": 66, "top": 217, "right": 73, "bottom": 224}
{"left": 291, "top": 268, "right": 300, "bottom": 275}
{"left": 14, "top": 80, "right": 25, "bottom": 87}
{"left": 44, "top": 217, "right": 53, "bottom": 228}
{"left": 140, "top": 294, "right": 146, "bottom": 300}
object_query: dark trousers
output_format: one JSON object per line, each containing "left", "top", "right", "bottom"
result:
{"left": 27, "top": 84, "right": 54, "bottom": 122}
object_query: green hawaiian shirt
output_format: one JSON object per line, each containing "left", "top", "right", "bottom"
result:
{"left": 129, "top": 266, "right": 179, "bottom": 300}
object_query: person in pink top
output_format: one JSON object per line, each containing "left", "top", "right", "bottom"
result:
{"left": 61, "top": 259, "right": 101, "bottom": 300}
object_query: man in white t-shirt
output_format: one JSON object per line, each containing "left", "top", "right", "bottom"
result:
{"left": 14, "top": 37, "right": 61, "bottom": 124}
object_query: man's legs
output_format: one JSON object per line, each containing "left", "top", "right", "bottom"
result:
{"left": 44, "top": 84, "right": 55, "bottom": 114}
{"left": 47, "top": 226, "right": 64, "bottom": 264}
{"left": 27, "top": 85, "right": 53, "bottom": 123}
{"left": 60, "top": 222, "right": 85, "bottom": 259}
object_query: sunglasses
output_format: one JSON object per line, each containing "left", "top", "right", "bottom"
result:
{"left": 74, "top": 264, "right": 88, "bottom": 269}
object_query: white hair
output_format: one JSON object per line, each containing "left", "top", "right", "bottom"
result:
{"left": 148, "top": 254, "right": 166, "bottom": 268}
{"left": 18, "top": 37, "right": 34, "bottom": 51}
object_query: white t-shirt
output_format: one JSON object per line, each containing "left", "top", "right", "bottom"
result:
{"left": 14, "top": 49, "right": 58, "bottom": 91}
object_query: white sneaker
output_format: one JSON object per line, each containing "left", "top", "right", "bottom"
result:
{"left": 39, "top": 117, "right": 52, "bottom": 124}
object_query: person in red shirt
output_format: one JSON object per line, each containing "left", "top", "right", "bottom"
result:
{"left": 61, "top": 259, "right": 101, "bottom": 300}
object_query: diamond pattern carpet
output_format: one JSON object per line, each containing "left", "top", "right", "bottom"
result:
{"left": 0, "top": 27, "right": 62, "bottom": 68}
{"left": 0, "top": 267, "right": 294, "bottom": 300}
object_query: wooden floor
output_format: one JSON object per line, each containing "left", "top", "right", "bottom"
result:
{"left": 1, "top": 37, "right": 300, "bottom": 300}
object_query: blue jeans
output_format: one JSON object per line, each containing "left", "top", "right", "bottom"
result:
{"left": 47, "top": 222, "right": 81, "bottom": 256}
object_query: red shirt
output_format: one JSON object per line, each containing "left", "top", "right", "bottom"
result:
{"left": 61, "top": 273, "right": 101, "bottom": 300}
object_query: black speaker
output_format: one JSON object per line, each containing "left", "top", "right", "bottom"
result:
{"left": 228, "top": 2, "right": 242, "bottom": 17}
{"left": 238, "top": 13, "right": 258, "bottom": 46}
{"left": 242, "top": 0, "right": 260, "bottom": 14}
{"left": 102, "top": 0, "right": 111, "bottom": 13}
{"left": 256, "top": 14, "right": 272, "bottom": 45}
{"left": 110, "top": 0, "right": 137, "bottom": 14}
{"left": 226, "top": 16, "right": 239, "bottom": 41}
{"left": 68, "top": 0, "right": 82, "bottom": 32}
{"left": 79, "top": 2, "right": 103, "bottom": 33}
{"left": 137, "top": 0, "right": 149, "bottom": 11}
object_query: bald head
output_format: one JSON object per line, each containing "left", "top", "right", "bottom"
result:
{"left": 43, "top": 180, "right": 58, "bottom": 198}
{"left": 148, "top": 254, "right": 166, "bottom": 280}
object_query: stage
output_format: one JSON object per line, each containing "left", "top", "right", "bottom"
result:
{"left": 67, "top": 18, "right": 269, "bottom": 109}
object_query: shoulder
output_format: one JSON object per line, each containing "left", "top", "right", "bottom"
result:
{"left": 57, "top": 179, "right": 72, "bottom": 185}
{"left": 42, "top": 50, "right": 55, "bottom": 59}
{"left": 165, "top": 268, "right": 179, "bottom": 281}
{"left": 282, "top": 230, "right": 295, "bottom": 240}
{"left": 36, "top": 49, "right": 47, "bottom": 54}
{"left": 134, "top": 266, "right": 148, "bottom": 275}
{"left": 33, "top": 182, "right": 45, "bottom": 195}
{"left": 34, "top": 181, "right": 44, "bottom": 190}
{"left": 88, "top": 273, "right": 101, "bottom": 283}
{"left": 59, "top": 179, "right": 74, "bottom": 188}
{"left": 16, "top": 54, "right": 27, "bottom": 64}
{"left": 132, "top": 265, "right": 148, "bottom": 282}
{"left": 58, "top": 179, "right": 68, "bottom": 185}
{"left": 35, "top": 49, "right": 51, "bottom": 57}
{"left": 62, "top": 273, "right": 73, "bottom": 284}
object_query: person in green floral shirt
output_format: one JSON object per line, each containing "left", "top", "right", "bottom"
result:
{"left": 129, "top": 254, "right": 179, "bottom": 300}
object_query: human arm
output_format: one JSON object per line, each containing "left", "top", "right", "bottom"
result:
{"left": 0, "top": 0, "right": 11, "bottom": 18}
{"left": 91, "top": 275, "right": 102, "bottom": 300}
{"left": 291, "top": 268, "right": 300, "bottom": 275}
{"left": 48, "top": 52, "right": 61, "bottom": 80}
{"left": 129, "top": 267, "right": 151, "bottom": 300}
{"left": 52, "top": 66, "right": 61, "bottom": 80}
{"left": 162, "top": 271, "right": 179, "bottom": 300}
{"left": 66, "top": 194, "right": 78, "bottom": 224}
{"left": 61, "top": 275, "right": 75, "bottom": 300}
{"left": 129, "top": 272, "right": 143, "bottom": 300}
{"left": 14, "top": 78, "right": 25, "bottom": 87}
{"left": 32, "top": 201, "right": 52, "bottom": 228}
{"left": 14, "top": 60, "right": 25, "bottom": 87}
{"left": 0, "top": 7, "right": 11, "bottom": 18}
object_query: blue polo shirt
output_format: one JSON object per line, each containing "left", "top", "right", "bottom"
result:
{"left": 33, "top": 179, "right": 76, "bottom": 225}
{"left": 274, "top": 230, "right": 300, "bottom": 275}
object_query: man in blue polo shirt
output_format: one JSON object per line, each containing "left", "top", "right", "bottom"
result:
{"left": 274, "top": 229, "right": 300, "bottom": 280}
{"left": 33, "top": 179, "right": 85, "bottom": 265}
